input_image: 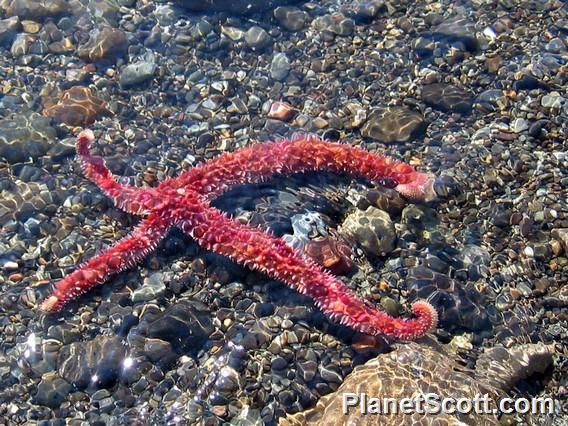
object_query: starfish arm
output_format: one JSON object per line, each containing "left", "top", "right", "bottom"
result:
{"left": 40, "top": 211, "right": 171, "bottom": 312}
{"left": 168, "top": 134, "right": 436, "bottom": 202}
{"left": 177, "top": 196, "right": 437, "bottom": 340}
{"left": 76, "top": 130, "right": 162, "bottom": 215}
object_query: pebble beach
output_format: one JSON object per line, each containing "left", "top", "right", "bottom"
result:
{"left": 0, "top": 0, "right": 567, "bottom": 424}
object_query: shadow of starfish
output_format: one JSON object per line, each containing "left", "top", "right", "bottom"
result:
{"left": 41, "top": 130, "right": 438, "bottom": 340}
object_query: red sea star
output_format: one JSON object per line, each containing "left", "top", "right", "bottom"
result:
{"left": 41, "top": 130, "right": 439, "bottom": 340}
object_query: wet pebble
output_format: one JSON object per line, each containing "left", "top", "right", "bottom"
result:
{"left": 274, "top": 6, "right": 308, "bottom": 31}
{"left": 0, "top": 16, "right": 20, "bottom": 47}
{"left": 34, "top": 376, "right": 72, "bottom": 409}
{"left": 144, "top": 300, "right": 213, "bottom": 354}
{"left": 1, "top": 0, "right": 68, "bottom": 21}
{"left": 43, "top": 86, "right": 111, "bottom": 126}
{"left": 0, "top": 112, "right": 56, "bottom": 163}
{"left": 77, "top": 27, "right": 128, "bottom": 63}
{"left": 120, "top": 60, "right": 157, "bottom": 88}
{"left": 131, "top": 272, "right": 166, "bottom": 303}
{"left": 313, "top": 13, "right": 354, "bottom": 37}
{"left": 432, "top": 16, "right": 479, "bottom": 51}
{"left": 365, "top": 187, "right": 406, "bottom": 216}
{"left": 270, "top": 53, "right": 291, "bottom": 81}
{"left": 353, "top": 0, "right": 387, "bottom": 22}
{"left": 244, "top": 26, "right": 271, "bottom": 50}
{"left": 551, "top": 229, "right": 568, "bottom": 254}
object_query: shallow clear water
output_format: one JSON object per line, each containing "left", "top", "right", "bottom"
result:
{"left": 0, "top": 0, "right": 567, "bottom": 424}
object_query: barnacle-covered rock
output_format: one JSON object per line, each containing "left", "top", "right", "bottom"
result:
{"left": 339, "top": 206, "right": 396, "bottom": 257}
{"left": 283, "top": 212, "right": 354, "bottom": 275}
{"left": 280, "top": 340, "right": 554, "bottom": 426}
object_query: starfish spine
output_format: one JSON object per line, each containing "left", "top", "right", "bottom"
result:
{"left": 42, "top": 130, "right": 438, "bottom": 340}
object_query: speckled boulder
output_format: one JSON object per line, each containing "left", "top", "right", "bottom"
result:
{"left": 361, "top": 107, "right": 427, "bottom": 143}
{"left": 339, "top": 206, "right": 396, "bottom": 256}
{"left": 43, "top": 86, "right": 111, "bottom": 126}
{"left": 0, "top": 112, "right": 57, "bottom": 163}
{"left": 281, "top": 340, "right": 554, "bottom": 426}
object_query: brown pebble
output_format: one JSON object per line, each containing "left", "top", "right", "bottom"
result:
{"left": 267, "top": 101, "right": 297, "bottom": 122}
{"left": 509, "top": 287, "right": 522, "bottom": 300}
{"left": 519, "top": 216, "right": 533, "bottom": 238}
{"left": 509, "top": 212, "right": 522, "bottom": 225}
{"left": 550, "top": 240, "right": 563, "bottom": 257}
{"left": 485, "top": 55, "right": 503, "bottom": 73}
{"left": 351, "top": 333, "right": 387, "bottom": 354}
{"left": 8, "top": 273, "right": 23, "bottom": 282}
{"left": 191, "top": 258, "right": 206, "bottom": 274}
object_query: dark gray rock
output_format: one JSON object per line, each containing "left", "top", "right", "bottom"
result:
{"left": 34, "top": 377, "right": 72, "bottom": 408}
{"left": 245, "top": 26, "right": 271, "bottom": 50}
{"left": 120, "top": 61, "right": 157, "bottom": 88}
{"left": 131, "top": 272, "right": 166, "bottom": 302}
{"left": 0, "top": 16, "right": 20, "bottom": 47}
{"left": 58, "top": 336, "right": 126, "bottom": 389}
{"left": 432, "top": 16, "right": 479, "bottom": 52}
{"left": 145, "top": 300, "right": 213, "bottom": 354}
{"left": 274, "top": 6, "right": 308, "bottom": 31}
